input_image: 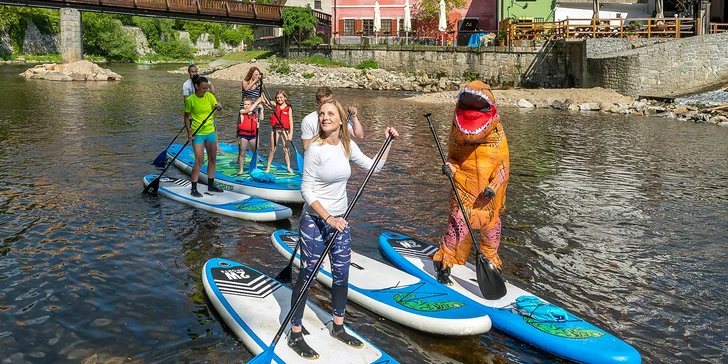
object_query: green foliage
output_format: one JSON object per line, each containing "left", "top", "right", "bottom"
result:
{"left": 183, "top": 21, "right": 207, "bottom": 44}
{"left": 463, "top": 69, "right": 479, "bottom": 82}
{"left": 282, "top": 7, "right": 318, "bottom": 44}
{"left": 355, "top": 59, "right": 378, "bottom": 70}
{"left": 156, "top": 38, "right": 194, "bottom": 59}
{"left": 295, "top": 56, "right": 349, "bottom": 67}
{"left": 302, "top": 72, "right": 315, "bottom": 79}
{"left": 0, "top": 6, "right": 59, "bottom": 53}
{"left": 496, "top": 30, "right": 506, "bottom": 41}
{"left": 301, "top": 35, "right": 324, "bottom": 47}
{"left": 133, "top": 17, "right": 176, "bottom": 51}
{"left": 415, "top": 0, "right": 467, "bottom": 19}
{"left": 82, "top": 13, "right": 137, "bottom": 61}
{"left": 269, "top": 56, "right": 290, "bottom": 75}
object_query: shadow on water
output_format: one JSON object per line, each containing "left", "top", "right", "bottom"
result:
{"left": 0, "top": 63, "right": 727, "bottom": 363}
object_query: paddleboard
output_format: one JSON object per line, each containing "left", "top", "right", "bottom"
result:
{"left": 142, "top": 174, "right": 291, "bottom": 222}
{"left": 202, "top": 258, "right": 398, "bottom": 363}
{"left": 379, "top": 231, "right": 641, "bottom": 364}
{"left": 166, "top": 142, "right": 303, "bottom": 203}
{"left": 271, "top": 230, "right": 492, "bottom": 336}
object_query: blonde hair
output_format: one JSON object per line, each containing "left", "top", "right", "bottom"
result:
{"left": 310, "top": 100, "right": 351, "bottom": 158}
{"left": 275, "top": 90, "right": 289, "bottom": 105}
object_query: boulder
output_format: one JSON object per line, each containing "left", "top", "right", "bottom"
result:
{"left": 517, "top": 99, "right": 535, "bottom": 108}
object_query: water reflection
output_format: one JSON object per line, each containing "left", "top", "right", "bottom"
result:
{"left": 0, "top": 64, "right": 726, "bottom": 363}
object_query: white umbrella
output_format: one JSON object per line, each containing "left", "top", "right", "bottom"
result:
{"left": 374, "top": 1, "right": 381, "bottom": 44}
{"left": 403, "top": 0, "right": 411, "bottom": 44}
{"left": 655, "top": 0, "right": 664, "bottom": 25}
{"left": 438, "top": 0, "right": 447, "bottom": 45}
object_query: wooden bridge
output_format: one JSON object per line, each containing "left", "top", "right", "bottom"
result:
{"left": 0, "top": 0, "right": 331, "bottom": 26}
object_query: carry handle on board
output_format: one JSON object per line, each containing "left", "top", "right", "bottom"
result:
{"left": 424, "top": 112, "right": 507, "bottom": 300}
{"left": 249, "top": 133, "right": 395, "bottom": 364}
{"left": 143, "top": 108, "right": 217, "bottom": 195}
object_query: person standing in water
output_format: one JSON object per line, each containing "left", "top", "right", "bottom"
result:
{"left": 183, "top": 64, "right": 223, "bottom": 155}
{"left": 300, "top": 87, "right": 364, "bottom": 149}
{"left": 266, "top": 90, "right": 294, "bottom": 174}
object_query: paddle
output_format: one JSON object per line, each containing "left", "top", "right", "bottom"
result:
{"left": 269, "top": 103, "right": 305, "bottom": 174}
{"left": 247, "top": 109, "right": 261, "bottom": 174}
{"left": 250, "top": 133, "right": 395, "bottom": 364}
{"left": 152, "top": 125, "right": 186, "bottom": 166}
{"left": 143, "top": 108, "right": 217, "bottom": 195}
{"left": 424, "top": 112, "right": 507, "bottom": 300}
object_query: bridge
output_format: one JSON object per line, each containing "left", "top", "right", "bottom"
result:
{"left": 0, "top": 0, "right": 331, "bottom": 61}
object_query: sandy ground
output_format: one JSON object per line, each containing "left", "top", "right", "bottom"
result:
{"left": 407, "top": 87, "right": 635, "bottom": 107}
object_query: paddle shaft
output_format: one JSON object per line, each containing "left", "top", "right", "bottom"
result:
{"left": 266, "top": 134, "right": 394, "bottom": 348}
{"left": 424, "top": 113, "right": 491, "bottom": 265}
{"left": 163, "top": 125, "right": 187, "bottom": 152}
{"left": 144, "top": 108, "right": 216, "bottom": 193}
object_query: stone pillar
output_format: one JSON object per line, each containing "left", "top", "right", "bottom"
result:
{"left": 60, "top": 8, "right": 83, "bottom": 63}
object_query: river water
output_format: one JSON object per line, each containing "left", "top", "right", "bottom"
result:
{"left": 1, "top": 63, "right": 726, "bottom": 363}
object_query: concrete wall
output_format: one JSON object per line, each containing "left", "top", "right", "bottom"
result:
{"left": 289, "top": 42, "right": 582, "bottom": 87}
{"left": 60, "top": 8, "right": 83, "bottom": 63}
{"left": 586, "top": 32, "right": 728, "bottom": 96}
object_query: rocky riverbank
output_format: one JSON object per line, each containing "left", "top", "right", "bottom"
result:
{"left": 19, "top": 60, "right": 123, "bottom": 81}
{"left": 190, "top": 59, "right": 728, "bottom": 127}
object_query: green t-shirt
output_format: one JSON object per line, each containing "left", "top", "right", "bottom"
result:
{"left": 185, "top": 92, "right": 217, "bottom": 136}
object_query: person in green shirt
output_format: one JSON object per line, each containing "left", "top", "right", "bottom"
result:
{"left": 184, "top": 75, "right": 223, "bottom": 197}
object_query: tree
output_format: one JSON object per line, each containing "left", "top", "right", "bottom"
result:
{"left": 82, "top": 13, "right": 137, "bottom": 61}
{"left": 415, "top": 0, "right": 466, "bottom": 19}
{"left": 282, "top": 7, "right": 318, "bottom": 46}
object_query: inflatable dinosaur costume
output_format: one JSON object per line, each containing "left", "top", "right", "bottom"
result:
{"left": 433, "top": 80, "right": 510, "bottom": 285}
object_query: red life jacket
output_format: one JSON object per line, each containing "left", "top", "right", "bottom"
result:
{"left": 270, "top": 104, "right": 291, "bottom": 130}
{"left": 238, "top": 112, "right": 258, "bottom": 137}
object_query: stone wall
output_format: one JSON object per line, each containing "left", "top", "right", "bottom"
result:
{"left": 586, "top": 32, "right": 728, "bottom": 97}
{"left": 22, "top": 22, "right": 59, "bottom": 55}
{"left": 59, "top": 8, "right": 82, "bottom": 63}
{"left": 288, "top": 43, "right": 583, "bottom": 88}
{"left": 123, "top": 26, "right": 151, "bottom": 55}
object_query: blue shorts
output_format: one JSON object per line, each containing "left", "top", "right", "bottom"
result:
{"left": 193, "top": 131, "right": 217, "bottom": 145}
{"left": 238, "top": 135, "right": 256, "bottom": 141}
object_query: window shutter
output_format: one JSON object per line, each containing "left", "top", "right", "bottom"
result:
{"left": 338, "top": 19, "right": 344, "bottom": 34}
{"left": 392, "top": 19, "right": 398, "bottom": 34}
{"left": 355, "top": 19, "right": 363, "bottom": 33}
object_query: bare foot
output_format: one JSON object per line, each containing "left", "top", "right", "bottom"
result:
{"left": 287, "top": 168, "right": 294, "bottom": 174}
{"left": 236, "top": 170, "right": 244, "bottom": 176}
{"left": 264, "top": 168, "right": 270, "bottom": 173}
{"left": 217, "top": 149, "right": 225, "bottom": 155}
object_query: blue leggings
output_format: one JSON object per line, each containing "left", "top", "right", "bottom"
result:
{"left": 290, "top": 211, "right": 351, "bottom": 327}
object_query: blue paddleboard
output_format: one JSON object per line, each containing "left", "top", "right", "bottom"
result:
{"left": 166, "top": 142, "right": 303, "bottom": 203}
{"left": 379, "top": 231, "right": 641, "bottom": 364}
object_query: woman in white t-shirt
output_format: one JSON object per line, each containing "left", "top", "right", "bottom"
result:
{"left": 286, "top": 100, "right": 398, "bottom": 359}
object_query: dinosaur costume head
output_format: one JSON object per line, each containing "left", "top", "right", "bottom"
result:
{"left": 451, "top": 81, "right": 500, "bottom": 145}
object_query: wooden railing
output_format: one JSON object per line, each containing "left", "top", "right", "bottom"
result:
{"left": 29, "top": 0, "right": 330, "bottom": 25}
{"left": 711, "top": 23, "right": 728, "bottom": 33}
{"left": 502, "top": 17, "right": 701, "bottom": 44}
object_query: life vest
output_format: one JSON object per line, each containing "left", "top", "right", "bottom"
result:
{"left": 270, "top": 104, "right": 291, "bottom": 129}
{"left": 238, "top": 112, "right": 258, "bottom": 137}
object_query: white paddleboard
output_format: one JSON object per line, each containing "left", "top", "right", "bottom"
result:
{"left": 143, "top": 174, "right": 291, "bottom": 222}
{"left": 202, "top": 258, "right": 398, "bottom": 363}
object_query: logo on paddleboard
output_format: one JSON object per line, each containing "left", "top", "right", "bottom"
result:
{"left": 221, "top": 268, "right": 251, "bottom": 280}
{"left": 397, "top": 239, "right": 421, "bottom": 249}
{"left": 394, "top": 293, "right": 465, "bottom": 312}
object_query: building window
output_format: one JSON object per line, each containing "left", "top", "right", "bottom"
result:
{"left": 363, "top": 19, "right": 374, "bottom": 36}
{"left": 380, "top": 19, "right": 392, "bottom": 35}
{"left": 314, "top": 0, "right": 321, "bottom": 10}
{"left": 344, "top": 19, "right": 355, "bottom": 36}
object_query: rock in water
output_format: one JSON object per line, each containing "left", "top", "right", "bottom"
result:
{"left": 19, "top": 60, "right": 123, "bottom": 81}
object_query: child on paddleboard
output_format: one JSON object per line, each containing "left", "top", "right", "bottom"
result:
{"left": 266, "top": 90, "right": 294, "bottom": 174}
{"left": 236, "top": 96, "right": 263, "bottom": 175}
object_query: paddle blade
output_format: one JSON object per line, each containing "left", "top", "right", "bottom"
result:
{"left": 248, "top": 147, "right": 259, "bottom": 174}
{"left": 152, "top": 150, "right": 167, "bottom": 166}
{"left": 295, "top": 149, "right": 304, "bottom": 175}
{"left": 275, "top": 264, "right": 292, "bottom": 283}
{"left": 142, "top": 178, "right": 160, "bottom": 195}
{"left": 247, "top": 348, "right": 275, "bottom": 364}
{"left": 475, "top": 254, "right": 507, "bottom": 300}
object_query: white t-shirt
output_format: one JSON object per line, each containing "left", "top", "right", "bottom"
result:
{"left": 300, "top": 110, "right": 354, "bottom": 140}
{"left": 301, "top": 140, "right": 385, "bottom": 217}
{"left": 182, "top": 79, "right": 212, "bottom": 97}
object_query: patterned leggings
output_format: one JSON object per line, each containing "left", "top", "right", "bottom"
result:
{"left": 290, "top": 211, "right": 352, "bottom": 327}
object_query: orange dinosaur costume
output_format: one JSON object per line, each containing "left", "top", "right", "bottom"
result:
{"left": 433, "top": 81, "right": 510, "bottom": 274}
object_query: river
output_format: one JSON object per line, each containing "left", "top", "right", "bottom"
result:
{"left": 0, "top": 63, "right": 726, "bottom": 363}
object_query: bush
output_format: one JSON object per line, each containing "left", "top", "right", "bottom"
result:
{"left": 156, "top": 37, "right": 194, "bottom": 59}
{"left": 270, "top": 56, "right": 290, "bottom": 75}
{"left": 303, "top": 72, "right": 315, "bottom": 79}
{"left": 301, "top": 35, "right": 324, "bottom": 47}
{"left": 82, "top": 13, "right": 137, "bottom": 61}
{"left": 355, "top": 59, "right": 378, "bottom": 70}
{"left": 463, "top": 69, "right": 479, "bottom": 82}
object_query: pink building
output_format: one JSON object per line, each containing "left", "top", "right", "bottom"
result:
{"left": 331, "top": 0, "right": 497, "bottom": 45}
